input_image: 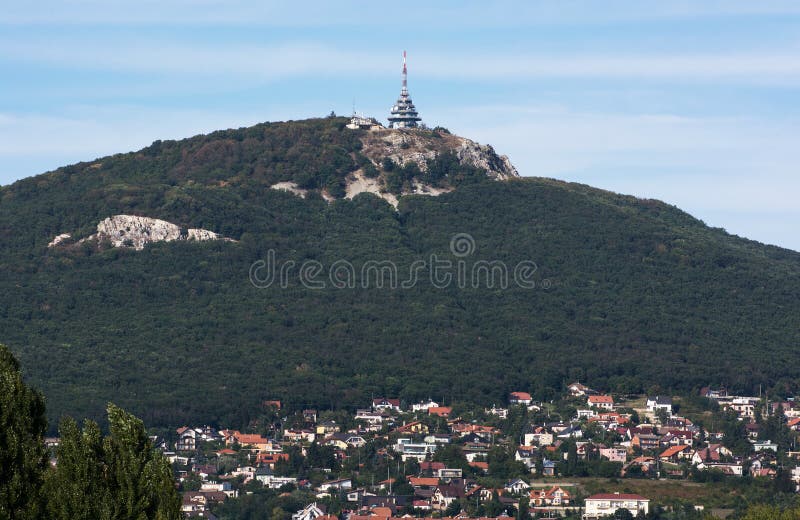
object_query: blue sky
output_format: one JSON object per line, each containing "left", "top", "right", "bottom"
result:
{"left": 1, "top": 1, "right": 799, "bottom": 250}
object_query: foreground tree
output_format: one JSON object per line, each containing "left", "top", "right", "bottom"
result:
{"left": 0, "top": 344, "right": 48, "bottom": 520}
{"left": 46, "top": 404, "right": 180, "bottom": 520}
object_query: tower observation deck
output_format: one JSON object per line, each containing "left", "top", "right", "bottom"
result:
{"left": 388, "top": 51, "right": 422, "bottom": 129}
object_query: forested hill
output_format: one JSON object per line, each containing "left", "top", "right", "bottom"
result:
{"left": 1, "top": 116, "right": 799, "bottom": 429}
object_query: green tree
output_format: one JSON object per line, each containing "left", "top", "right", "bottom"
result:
{"left": 0, "top": 344, "right": 48, "bottom": 520}
{"left": 44, "top": 417, "right": 109, "bottom": 519}
{"left": 104, "top": 403, "right": 181, "bottom": 520}
{"left": 45, "top": 404, "right": 180, "bottom": 520}
{"left": 516, "top": 496, "right": 531, "bottom": 520}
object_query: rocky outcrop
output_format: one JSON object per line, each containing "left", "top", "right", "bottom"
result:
{"left": 48, "top": 233, "right": 72, "bottom": 247}
{"left": 49, "top": 215, "right": 233, "bottom": 251}
{"left": 270, "top": 181, "right": 308, "bottom": 198}
{"left": 359, "top": 128, "right": 519, "bottom": 180}
{"left": 345, "top": 170, "right": 399, "bottom": 208}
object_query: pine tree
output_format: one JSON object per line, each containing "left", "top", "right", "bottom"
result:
{"left": 0, "top": 344, "right": 48, "bottom": 520}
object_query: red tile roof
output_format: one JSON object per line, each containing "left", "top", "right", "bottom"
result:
{"left": 428, "top": 406, "right": 452, "bottom": 417}
{"left": 660, "top": 445, "right": 689, "bottom": 458}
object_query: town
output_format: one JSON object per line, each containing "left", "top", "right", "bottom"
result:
{"left": 159, "top": 384, "right": 800, "bottom": 519}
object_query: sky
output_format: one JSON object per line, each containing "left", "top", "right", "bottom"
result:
{"left": 1, "top": 1, "right": 799, "bottom": 250}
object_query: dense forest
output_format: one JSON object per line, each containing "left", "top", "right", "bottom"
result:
{"left": 1, "top": 116, "right": 799, "bottom": 430}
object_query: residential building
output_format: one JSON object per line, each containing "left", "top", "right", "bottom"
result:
{"left": 584, "top": 493, "right": 649, "bottom": 519}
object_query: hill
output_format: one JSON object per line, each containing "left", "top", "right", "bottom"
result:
{"left": 1, "top": 116, "right": 799, "bottom": 428}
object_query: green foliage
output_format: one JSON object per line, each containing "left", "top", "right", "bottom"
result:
{"left": 45, "top": 404, "right": 180, "bottom": 520}
{"left": 741, "top": 504, "right": 800, "bottom": 520}
{"left": 1, "top": 119, "right": 799, "bottom": 429}
{"left": 0, "top": 344, "right": 48, "bottom": 520}
{"left": 44, "top": 417, "right": 108, "bottom": 519}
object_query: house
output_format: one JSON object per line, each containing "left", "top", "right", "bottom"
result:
{"left": 423, "top": 433, "right": 451, "bottom": 444}
{"left": 284, "top": 429, "right": 316, "bottom": 443}
{"left": 529, "top": 486, "right": 571, "bottom": 506}
{"left": 659, "top": 445, "right": 690, "bottom": 462}
{"left": 516, "top": 446, "right": 537, "bottom": 470}
{"left": 463, "top": 443, "right": 490, "bottom": 462}
{"left": 788, "top": 417, "right": 800, "bottom": 431}
{"left": 631, "top": 433, "right": 661, "bottom": 451}
{"left": 325, "top": 433, "right": 367, "bottom": 449}
{"left": 486, "top": 405, "right": 509, "bottom": 419}
{"left": 524, "top": 430, "right": 554, "bottom": 447}
{"left": 725, "top": 396, "right": 759, "bottom": 418}
{"left": 411, "top": 399, "right": 440, "bottom": 412}
{"left": 221, "top": 430, "right": 273, "bottom": 452}
{"left": 469, "top": 461, "right": 489, "bottom": 473}
{"left": 509, "top": 392, "right": 532, "bottom": 405}
{"left": 394, "top": 439, "right": 438, "bottom": 461}
{"left": 556, "top": 424, "right": 583, "bottom": 439}
{"left": 354, "top": 409, "right": 387, "bottom": 425}
{"left": 753, "top": 440, "right": 779, "bottom": 452}
{"left": 646, "top": 396, "right": 673, "bottom": 416}
{"left": 568, "top": 382, "right": 592, "bottom": 397}
{"left": 690, "top": 444, "right": 732, "bottom": 465}
{"left": 504, "top": 478, "right": 531, "bottom": 494}
{"left": 431, "top": 484, "right": 465, "bottom": 510}
{"left": 599, "top": 447, "right": 627, "bottom": 463}
{"left": 316, "top": 421, "right": 340, "bottom": 435}
{"left": 420, "top": 461, "right": 445, "bottom": 473}
{"left": 255, "top": 453, "right": 289, "bottom": 469}
{"left": 587, "top": 395, "right": 614, "bottom": 410}
{"left": 303, "top": 410, "right": 318, "bottom": 423}
{"left": 541, "top": 458, "right": 556, "bottom": 477}
{"left": 700, "top": 387, "right": 727, "bottom": 399}
{"left": 435, "top": 467, "right": 462, "bottom": 480}
{"left": 584, "top": 493, "right": 649, "bottom": 519}
{"left": 372, "top": 398, "right": 401, "bottom": 412}
{"left": 318, "top": 478, "right": 353, "bottom": 493}
{"left": 701, "top": 462, "right": 744, "bottom": 476}
{"left": 396, "top": 421, "right": 429, "bottom": 435}
{"left": 256, "top": 471, "right": 297, "bottom": 489}
{"left": 428, "top": 406, "right": 452, "bottom": 417}
{"left": 176, "top": 427, "right": 197, "bottom": 452}
{"left": 291, "top": 502, "right": 326, "bottom": 520}
{"left": 200, "top": 481, "right": 236, "bottom": 498}
{"left": 408, "top": 477, "right": 439, "bottom": 488}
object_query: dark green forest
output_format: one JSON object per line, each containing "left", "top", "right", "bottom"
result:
{"left": 1, "top": 117, "right": 799, "bottom": 430}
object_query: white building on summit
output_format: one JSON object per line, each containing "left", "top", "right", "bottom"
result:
{"left": 388, "top": 51, "right": 422, "bottom": 128}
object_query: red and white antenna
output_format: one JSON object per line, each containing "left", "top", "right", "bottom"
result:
{"left": 402, "top": 50, "right": 408, "bottom": 89}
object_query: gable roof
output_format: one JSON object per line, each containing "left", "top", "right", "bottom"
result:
{"left": 660, "top": 445, "right": 689, "bottom": 458}
{"left": 588, "top": 395, "right": 614, "bottom": 404}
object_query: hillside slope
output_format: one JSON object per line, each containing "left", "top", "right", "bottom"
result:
{"left": 0, "top": 117, "right": 798, "bottom": 428}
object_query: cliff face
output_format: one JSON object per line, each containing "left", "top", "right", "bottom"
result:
{"left": 49, "top": 215, "right": 232, "bottom": 251}
{"left": 358, "top": 128, "right": 519, "bottom": 180}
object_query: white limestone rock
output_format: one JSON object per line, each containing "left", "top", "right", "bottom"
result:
{"left": 359, "top": 128, "right": 519, "bottom": 180}
{"left": 47, "top": 233, "right": 72, "bottom": 248}
{"left": 55, "top": 215, "right": 234, "bottom": 251}
{"left": 270, "top": 181, "right": 308, "bottom": 198}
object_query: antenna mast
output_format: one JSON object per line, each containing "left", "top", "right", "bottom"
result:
{"left": 402, "top": 50, "right": 408, "bottom": 91}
